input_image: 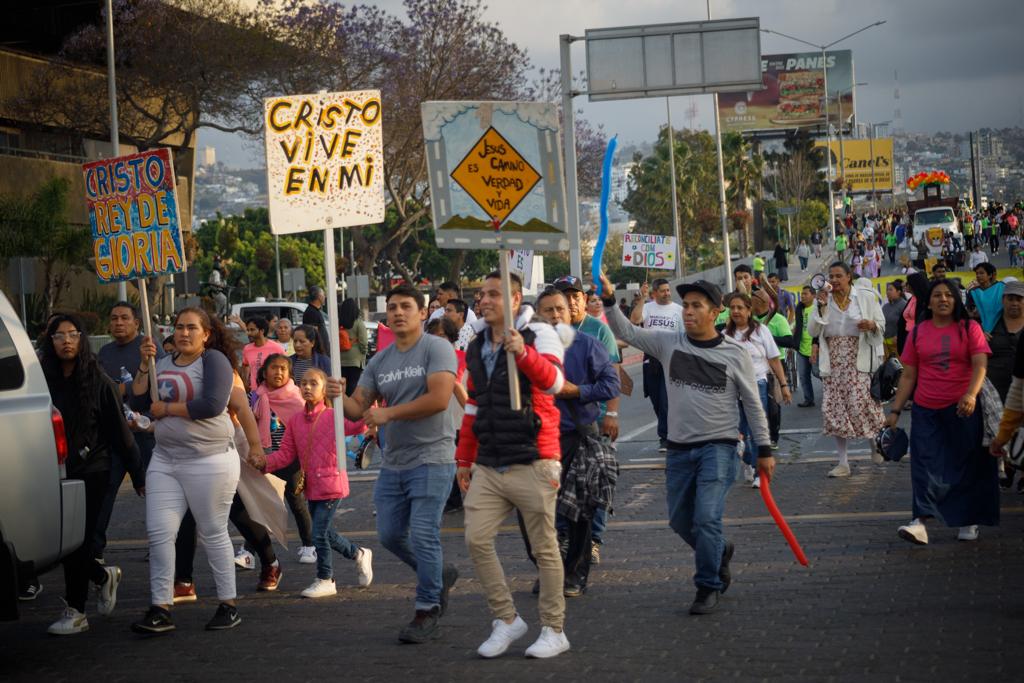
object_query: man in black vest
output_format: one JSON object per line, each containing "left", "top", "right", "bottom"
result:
{"left": 456, "top": 272, "right": 570, "bottom": 659}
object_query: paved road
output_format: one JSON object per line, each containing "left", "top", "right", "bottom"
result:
{"left": 6, "top": 242, "right": 1022, "bottom": 681}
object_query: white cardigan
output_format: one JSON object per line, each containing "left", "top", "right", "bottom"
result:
{"left": 807, "top": 282, "right": 886, "bottom": 377}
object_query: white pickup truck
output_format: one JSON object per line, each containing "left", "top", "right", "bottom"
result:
{"left": 912, "top": 205, "right": 961, "bottom": 259}
{"left": 0, "top": 291, "right": 86, "bottom": 620}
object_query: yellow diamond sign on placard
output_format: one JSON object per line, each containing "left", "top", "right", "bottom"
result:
{"left": 449, "top": 126, "right": 541, "bottom": 226}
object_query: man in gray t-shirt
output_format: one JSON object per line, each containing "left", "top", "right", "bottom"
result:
{"left": 358, "top": 333, "right": 457, "bottom": 469}
{"left": 341, "top": 284, "right": 458, "bottom": 644}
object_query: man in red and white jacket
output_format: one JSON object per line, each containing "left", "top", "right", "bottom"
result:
{"left": 455, "top": 271, "right": 570, "bottom": 659}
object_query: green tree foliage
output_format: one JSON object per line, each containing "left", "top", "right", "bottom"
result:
{"left": 621, "top": 126, "right": 728, "bottom": 273}
{"left": 0, "top": 177, "right": 91, "bottom": 316}
{"left": 193, "top": 209, "right": 324, "bottom": 300}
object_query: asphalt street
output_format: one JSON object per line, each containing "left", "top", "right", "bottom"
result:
{"left": 5, "top": 241, "right": 1023, "bottom": 681}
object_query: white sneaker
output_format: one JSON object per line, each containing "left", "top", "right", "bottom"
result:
{"left": 743, "top": 464, "right": 755, "bottom": 483}
{"left": 297, "top": 546, "right": 317, "bottom": 564}
{"left": 827, "top": 464, "right": 851, "bottom": 478}
{"left": 300, "top": 578, "right": 337, "bottom": 599}
{"left": 477, "top": 615, "right": 529, "bottom": 658}
{"left": 48, "top": 604, "right": 89, "bottom": 635}
{"left": 871, "top": 446, "right": 885, "bottom": 465}
{"left": 234, "top": 546, "right": 256, "bottom": 570}
{"left": 958, "top": 525, "right": 980, "bottom": 541}
{"left": 898, "top": 519, "right": 929, "bottom": 545}
{"left": 96, "top": 565, "right": 121, "bottom": 616}
{"left": 751, "top": 476, "right": 760, "bottom": 489}
{"left": 524, "top": 625, "right": 571, "bottom": 659}
{"left": 355, "top": 547, "right": 373, "bottom": 587}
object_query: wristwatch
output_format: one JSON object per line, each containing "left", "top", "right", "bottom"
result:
{"left": 605, "top": 411, "right": 619, "bottom": 418}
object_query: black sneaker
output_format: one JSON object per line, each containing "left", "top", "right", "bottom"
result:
{"left": 398, "top": 606, "right": 441, "bottom": 643}
{"left": 719, "top": 541, "right": 735, "bottom": 594}
{"left": 689, "top": 587, "right": 720, "bottom": 615}
{"left": 205, "top": 602, "right": 241, "bottom": 631}
{"left": 131, "top": 606, "right": 175, "bottom": 635}
{"left": 439, "top": 564, "right": 458, "bottom": 617}
{"left": 659, "top": 439, "right": 668, "bottom": 453}
{"left": 18, "top": 580, "right": 43, "bottom": 601}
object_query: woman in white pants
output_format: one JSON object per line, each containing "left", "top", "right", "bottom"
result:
{"left": 129, "top": 308, "right": 241, "bottom": 634}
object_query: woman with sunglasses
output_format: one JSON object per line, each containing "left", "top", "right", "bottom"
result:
{"left": 39, "top": 314, "right": 143, "bottom": 635}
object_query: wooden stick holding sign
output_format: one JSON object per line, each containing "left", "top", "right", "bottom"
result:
{"left": 493, "top": 221, "right": 522, "bottom": 411}
{"left": 323, "top": 226, "right": 347, "bottom": 472}
{"left": 136, "top": 278, "right": 159, "bottom": 403}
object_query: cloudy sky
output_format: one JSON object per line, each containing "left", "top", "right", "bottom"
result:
{"left": 203, "top": 0, "right": 1024, "bottom": 167}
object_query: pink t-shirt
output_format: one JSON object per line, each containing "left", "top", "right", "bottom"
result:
{"left": 243, "top": 340, "right": 287, "bottom": 388}
{"left": 900, "top": 319, "right": 990, "bottom": 409}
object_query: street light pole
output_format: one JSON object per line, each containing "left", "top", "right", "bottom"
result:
{"left": 665, "top": 98, "right": 683, "bottom": 279}
{"left": 106, "top": 0, "right": 127, "bottom": 302}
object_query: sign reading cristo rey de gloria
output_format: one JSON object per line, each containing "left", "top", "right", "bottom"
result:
{"left": 264, "top": 89, "right": 385, "bottom": 234}
{"left": 82, "top": 148, "right": 187, "bottom": 283}
{"left": 421, "top": 101, "right": 568, "bottom": 250}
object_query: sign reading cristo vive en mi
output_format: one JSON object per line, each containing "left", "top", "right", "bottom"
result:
{"left": 82, "top": 149, "right": 186, "bottom": 283}
{"left": 264, "top": 90, "right": 385, "bottom": 234}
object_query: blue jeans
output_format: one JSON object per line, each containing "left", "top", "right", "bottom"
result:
{"left": 374, "top": 462, "right": 455, "bottom": 611}
{"left": 738, "top": 378, "right": 769, "bottom": 468}
{"left": 796, "top": 353, "right": 815, "bottom": 405}
{"left": 308, "top": 498, "right": 360, "bottom": 580}
{"left": 665, "top": 443, "right": 738, "bottom": 591}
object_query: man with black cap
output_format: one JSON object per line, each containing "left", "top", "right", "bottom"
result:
{"left": 599, "top": 273, "right": 775, "bottom": 615}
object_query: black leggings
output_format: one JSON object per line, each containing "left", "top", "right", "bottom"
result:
{"left": 63, "top": 471, "right": 111, "bottom": 612}
{"left": 272, "top": 459, "right": 313, "bottom": 547}
{"left": 175, "top": 493, "right": 276, "bottom": 582}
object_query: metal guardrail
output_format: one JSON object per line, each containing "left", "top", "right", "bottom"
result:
{"left": 0, "top": 146, "right": 87, "bottom": 164}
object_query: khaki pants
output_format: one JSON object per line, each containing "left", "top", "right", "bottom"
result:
{"left": 464, "top": 460, "right": 564, "bottom": 630}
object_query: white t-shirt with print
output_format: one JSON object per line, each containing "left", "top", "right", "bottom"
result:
{"left": 642, "top": 301, "right": 683, "bottom": 332}
{"left": 728, "top": 324, "right": 780, "bottom": 380}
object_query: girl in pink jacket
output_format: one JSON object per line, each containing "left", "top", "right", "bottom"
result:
{"left": 258, "top": 368, "right": 374, "bottom": 599}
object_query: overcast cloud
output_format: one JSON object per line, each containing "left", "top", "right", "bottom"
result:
{"left": 207, "top": 0, "right": 1024, "bottom": 166}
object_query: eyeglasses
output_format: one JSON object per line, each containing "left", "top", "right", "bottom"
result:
{"left": 52, "top": 331, "right": 82, "bottom": 342}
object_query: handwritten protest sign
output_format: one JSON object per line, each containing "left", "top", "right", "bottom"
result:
{"left": 264, "top": 90, "right": 385, "bottom": 234}
{"left": 622, "top": 233, "right": 676, "bottom": 270}
{"left": 421, "top": 101, "right": 568, "bottom": 251}
{"left": 508, "top": 249, "right": 534, "bottom": 284}
{"left": 82, "top": 149, "right": 186, "bottom": 283}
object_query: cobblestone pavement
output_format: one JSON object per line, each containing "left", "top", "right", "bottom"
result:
{"left": 5, "top": 441, "right": 1024, "bottom": 682}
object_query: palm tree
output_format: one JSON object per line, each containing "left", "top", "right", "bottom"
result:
{"left": 722, "top": 133, "right": 764, "bottom": 255}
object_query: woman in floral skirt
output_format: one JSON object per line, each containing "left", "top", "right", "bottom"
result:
{"left": 808, "top": 262, "right": 886, "bottom": 477}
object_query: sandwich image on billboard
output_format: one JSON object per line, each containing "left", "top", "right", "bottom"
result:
{"left": 718, "top": 50, "right": 854, "bottom": 134}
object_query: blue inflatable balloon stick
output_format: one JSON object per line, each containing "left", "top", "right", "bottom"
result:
{"left": 591, "top": 135, "right": 618, "bottom": 295}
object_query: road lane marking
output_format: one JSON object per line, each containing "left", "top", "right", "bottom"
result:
{"left": 618, "top": 420, "right": 658, "bottom": 443}
{"left": 106, "top": 506, "right": 1024, "bottom": 550}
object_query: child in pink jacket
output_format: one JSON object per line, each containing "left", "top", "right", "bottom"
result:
{"left": 257, "top": 368, "right": 374, "bottom": 599}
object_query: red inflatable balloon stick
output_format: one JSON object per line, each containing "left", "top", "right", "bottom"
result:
{"left": 759, "top": 475, "right": 809, "bottom": 566}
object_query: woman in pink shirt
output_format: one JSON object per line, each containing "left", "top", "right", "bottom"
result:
{"left": 886, "top": 278, "right": 997, "bottom": 545}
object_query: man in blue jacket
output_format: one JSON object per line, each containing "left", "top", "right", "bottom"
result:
{"left": 531, "top": 287, "right": 620, "bottom": 597}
